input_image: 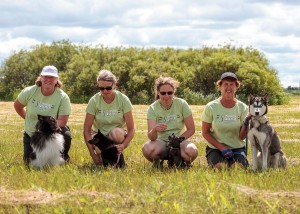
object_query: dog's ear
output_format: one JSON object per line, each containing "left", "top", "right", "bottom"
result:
{"left": 37, "top": 114, "right": 43, "bottom": 121}
{"left": 248, "top": 94, "right": 254, "bottom": 103}
{"left": 97, "top": 129, "right": 101, "bottom": 134}
{"left": 263, "top": 93, "right": 269, "bottom": 102}
{"left": 168, "top": 133, "right": 175, "bottom": 141}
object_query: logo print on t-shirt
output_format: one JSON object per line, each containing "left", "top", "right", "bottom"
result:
{"left": 101, "top": 109, "right": 118, "bottom": 117}
{"left": 159, "top": 114, "right": 177, "bottom": 123}
{"left": 32, "top": 99, "right": 54, "bottom": 111}
{"left": 217, "top": 114, "right": 240, "bottom": 122}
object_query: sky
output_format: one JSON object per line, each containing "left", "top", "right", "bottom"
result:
{"left": 0, "top": 0, "right": 299, "bottom": 88}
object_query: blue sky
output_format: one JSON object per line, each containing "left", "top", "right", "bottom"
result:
{"left": 1, "top": 0, "right": 299, "bottom": 87}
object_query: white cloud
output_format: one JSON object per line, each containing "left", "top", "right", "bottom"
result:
{"left": 0, "top": 0, "right": 299, "bottom": 87}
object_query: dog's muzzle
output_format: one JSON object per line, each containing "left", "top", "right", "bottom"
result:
{"left": 254, "top": 108, "right": 260, "bottom": 116}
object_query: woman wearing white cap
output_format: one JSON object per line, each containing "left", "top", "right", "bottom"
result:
{"left": 14, "top": 65, "right": 72, "bottom": 165}
{"left": 201, "top": 72, "right": 250, "bottom": 169}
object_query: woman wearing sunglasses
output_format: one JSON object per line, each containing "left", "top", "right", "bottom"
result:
{"left": 83, "top": 70, "right": 135, "bottom": 167}
{"left": 142, "top": 76, "right": 198, "bottom": 169}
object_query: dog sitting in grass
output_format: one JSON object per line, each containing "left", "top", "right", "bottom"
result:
{"left": 247, "top": 94, "right": 287, "bottom": 171}
{"left": 167, "top": 133, "right": 186, "bottom": 168}
{"left": 88, "top": 130, "right": 125, "bottom": 168}
{"left": 30, "top": 115, "right": 65, "bottom": 168}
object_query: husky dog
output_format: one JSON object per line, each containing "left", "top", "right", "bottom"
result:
{"left": 88, "top": 130, "right": 125, "bottom": 168}
{"left": 247, "top": 94, "right": 287, "bottom": 171}
{"left": 30, "top": 115, "right": 65, "bottom": 168}
{"left": 166, "top": 133, "right": 186, "bottom": 168}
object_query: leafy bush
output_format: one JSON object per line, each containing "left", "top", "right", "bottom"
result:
{"left": 0, "top": 40, "right": 288, "bottom": 105}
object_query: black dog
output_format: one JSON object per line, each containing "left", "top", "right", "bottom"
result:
{"left": 30, "top": 115, "right": 65, "bottom": 168}
{"left": 88, "top": 130, "right": 125, "bottom": 168}
{"left": 167, "top": 133, "right": 186, "bottom": 168}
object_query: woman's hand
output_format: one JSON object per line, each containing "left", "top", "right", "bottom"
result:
{"left": 244, "top": 114, "right": 252, "bottom": 126}
{"left": 147, "top": 120, "right": 167, "bottom": 141}
{"left": 154, "top": 123, "right": 168, "bottom": 132}
{"left": 91, "top": 153, "right": 102, "bottom": 165}
{"left": 221, "top": 148, "right": 234, "bottom": 159}
{"left": 116, "top": 144, "right": 125, "bottom": 153}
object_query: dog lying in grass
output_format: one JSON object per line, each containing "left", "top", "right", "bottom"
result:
{"left": 247, "top": 94, "right": 287, "bottom": 171}
{"left": 30, "top": 115, "right": 65, "bottom": 168}
{"left": 88, "top": 130, "right": 125, "bottom": 168}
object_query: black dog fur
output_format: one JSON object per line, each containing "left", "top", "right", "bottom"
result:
{"left": 167, "top": 133, "right": 186, "bottom": 168}
{"left": 30, "top": 115, "right": 65, "bottom": 168}
{"left": 31, "top": 115, "right": 62, "bottom": 152}
{"left": 88, "top": 130, "right": 125, "bottom": 168}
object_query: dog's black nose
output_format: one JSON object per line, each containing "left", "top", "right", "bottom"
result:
{"left": 255, "top": 112, "right": 259, "bottom": 115}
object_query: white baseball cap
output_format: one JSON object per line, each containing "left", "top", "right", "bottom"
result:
{"left": 40, "top": 65, "right": 59, "bottom": 77}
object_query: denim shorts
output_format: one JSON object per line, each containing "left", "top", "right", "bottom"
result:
{"left": 206, "top": 146, "right": 249, "bottom": 168}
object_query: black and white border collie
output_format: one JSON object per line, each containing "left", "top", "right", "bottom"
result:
{"left": 30, "top": 115, "right": 65, "bottom": 168}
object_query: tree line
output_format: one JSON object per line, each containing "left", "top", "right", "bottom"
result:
{"left": 0, "top": 40, "right": 288, "bottom": 105}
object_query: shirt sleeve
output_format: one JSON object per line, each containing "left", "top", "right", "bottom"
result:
{"left": 58, "top": 93, "right": 71, "bottom": 116}
{"left": 17, "top": 86, "right": 34, "bottom": 105}
{"left": 201, "top": 104, "right": 213, "bottom": 123}
{"left": 122, "top": 95, "right": 133, "bottom": 114}
{"left": 147, "top": 105, "right": 156, "bottom": 120}
{"left": 86, "top": 96, "right": 97, "bottom": 115}
{"left": 182, "top": 99, "right": 192, "bottom": 118}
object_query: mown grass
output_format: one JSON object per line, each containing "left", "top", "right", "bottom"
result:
{"left": 0, "top": 95, "right": 300, "bottom": 213}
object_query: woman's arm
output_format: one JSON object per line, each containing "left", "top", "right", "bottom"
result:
{"left": 14, "top": 99, "right": 26, "bottom": 119}
{"left": 83, "top": 113, "right": 102, "bottom": 165}
{"left": 239, "top": 114, "right": 252, "bottom": 140}
{"left": 181, "top": 114, "right": 195, "bottom": 139}
{"left": 57, "top": 115, "right": 69, "bottom": 127}
{"left": 202, "top": 121, "right": 228, "bottom": 151}
{"left": 83, "top": 113, "right": 97, "bottom": 154}
{"left": 122, "top": 111, "right": 135, "bottom": 148}
{"left": 147, "top": 119, "right": 167, "bottom": 141}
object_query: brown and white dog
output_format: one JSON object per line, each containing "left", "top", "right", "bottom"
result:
{"left": 247, "top": 94, "right": 287, "bottom": 171}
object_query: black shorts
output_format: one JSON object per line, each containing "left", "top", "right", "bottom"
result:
{"left": 206, "top": 146, "right": 249, "bottom": 168}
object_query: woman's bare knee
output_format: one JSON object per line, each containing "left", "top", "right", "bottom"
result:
{"left": 142, "top": 140, "right": 166, "bottom": 161}
{"left": 109, "top": 128, "right": 125, "bottom": 143}
{"left": 181, "top": 142, "right": 198, "bottom": 162}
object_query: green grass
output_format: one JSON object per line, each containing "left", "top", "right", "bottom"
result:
{"left": 0, "top": 96, "right": 300, "bottom": 213}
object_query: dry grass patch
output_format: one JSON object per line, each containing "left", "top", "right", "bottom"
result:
{"left": 237, "top": 184, "right": 300, "bottom": 198}
{"left": 0, "top": 186, "right": 117, "bottom": 205}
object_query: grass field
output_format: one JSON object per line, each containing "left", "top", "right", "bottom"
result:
{"left": 0, "top": 96, "right": 300, "bottom": 213}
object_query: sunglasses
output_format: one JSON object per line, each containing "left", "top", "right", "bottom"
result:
{"left": 99, "top": 86, "right": 113, "bottom": 91}
{"left": 159, "top": 91, "right": 174, "bottom": 95}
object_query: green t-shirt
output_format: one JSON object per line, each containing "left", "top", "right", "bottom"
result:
{"left": 147, "top": 97, "right": 192, "bottom": 142}
{"left": 85, "top": 91, "right": 133, "bottom": 136}
{"left": 201, "top": 98, "right": 248, "bottom": 149}
{"left": 17, "top": 85, "right": 71, "bottom": 136}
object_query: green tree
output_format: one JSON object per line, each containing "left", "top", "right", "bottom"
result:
{"left": 0, "top": 41, "right": 288, "bottom": 105}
